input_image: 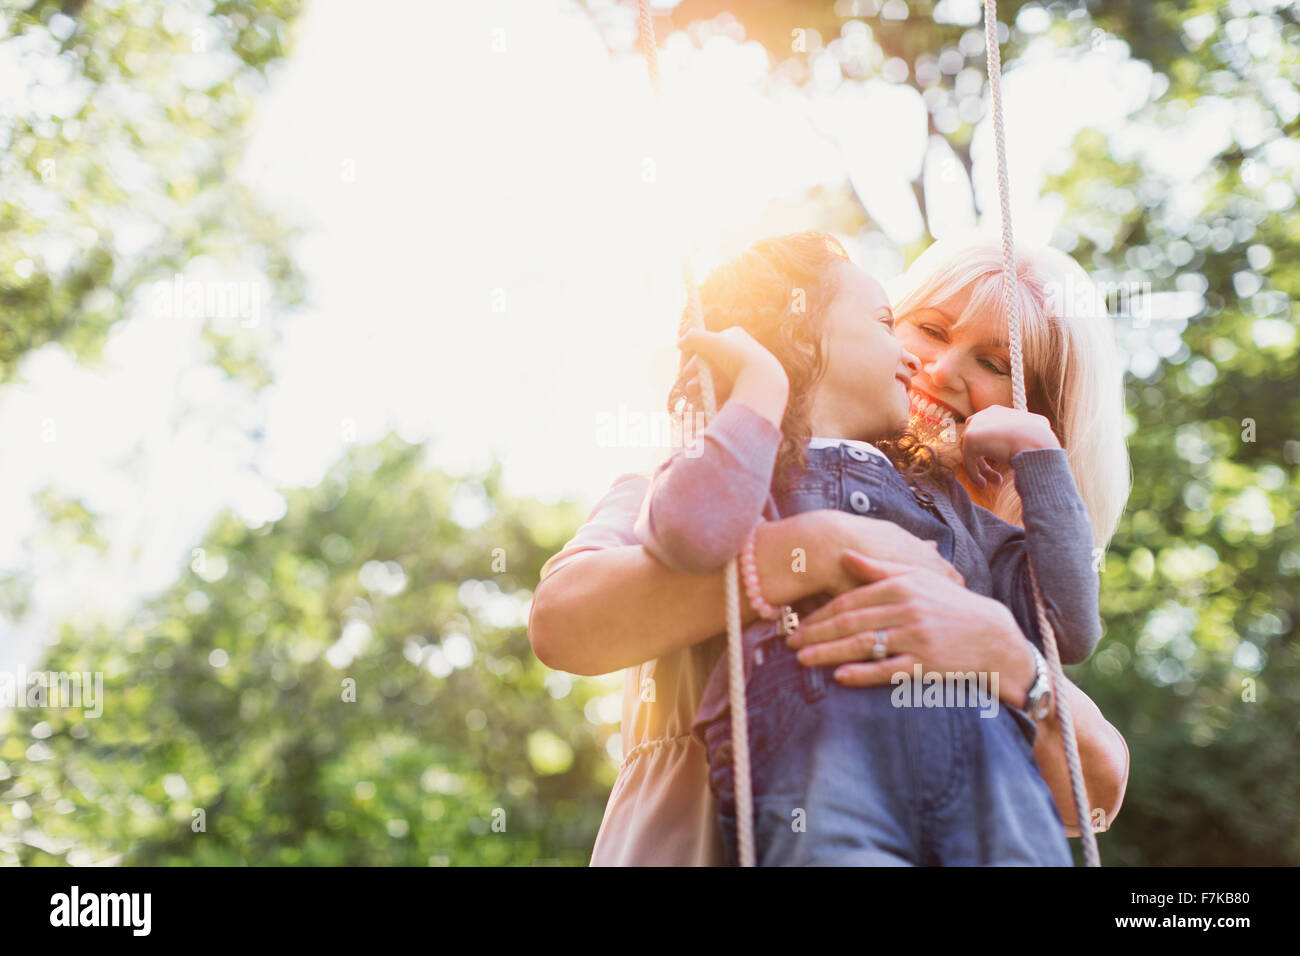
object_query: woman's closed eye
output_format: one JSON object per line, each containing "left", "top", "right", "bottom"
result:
{"left": 921, "top": 326, "right": 1007, "bottom": 375}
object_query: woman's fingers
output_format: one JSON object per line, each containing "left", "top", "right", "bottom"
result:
{"left": 785, "top": 600, "right": 909, "bottom": 655}
{"left": 785, "top": 582, "right": 909, "bottom": 650}
{"left": 831, "top": 655, "right": 921, "bottom": 688}
{"left": 844, "top": 541, "right": 964, "bottom": 587}
{"left": 799, "top": 573, "right": 906, "bottom": 629}
{"left": 840, "top": 550, "right": 915, "bottom": 586}
{"left": 794, "top": 627, "right": 914, "bottom": 667}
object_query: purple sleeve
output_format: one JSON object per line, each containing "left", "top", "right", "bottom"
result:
{"left": 633, "top": 401, "right": 782, "bottom": 574}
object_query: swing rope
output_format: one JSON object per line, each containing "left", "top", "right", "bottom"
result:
{"left": 635, "top": 0, "right": 758, "bottom": 869}
{"left": 634, "top": 0, "right": 1099, "bottom": 868}
{"left": 982, "top": 0, "right": 1101, "bottom": 867}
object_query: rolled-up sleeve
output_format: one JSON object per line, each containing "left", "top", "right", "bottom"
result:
{"left": 538, "top": 473, "right": 651, "bottom": 583}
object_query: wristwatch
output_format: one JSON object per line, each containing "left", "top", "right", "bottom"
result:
{"left": 1024, "top": 642, "right": 1054, "bottom": 721}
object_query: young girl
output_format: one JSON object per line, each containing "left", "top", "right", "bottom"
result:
{"left": 637, "top": 231, "right": 1100, "bottom": 865}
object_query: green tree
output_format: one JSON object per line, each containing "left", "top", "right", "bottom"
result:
{"left": 1042, "top": 3, "right": 1300, "bottom": 864}
{"left": 0, "top": 435, "right": 613, "bottom": 865}
{"left": 0, "top": 0, "right": 307, "bottom": 385}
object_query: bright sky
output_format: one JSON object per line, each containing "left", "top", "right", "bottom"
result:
{"left": 0, "top": 0, "right": 1217, "bottom": 676}
{"left": 235, "top": 0, "right": 1161, "bottom": 503}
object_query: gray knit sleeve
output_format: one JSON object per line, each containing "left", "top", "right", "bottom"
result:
{"left": 962, "top": 448, "right": 1102, "bottom": 664}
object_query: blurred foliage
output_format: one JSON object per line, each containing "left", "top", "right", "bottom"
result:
{"left": 0, "top": 0, "right": 307, "bottom": 385}
{"left": 0, "top": 435, "right": 608, "bottom": 865}
{"left": 0, "top": 0, "right": 617, "bottom": 868}
{"left": 1041, "top": 3, "right": 1300, "bottom": 866}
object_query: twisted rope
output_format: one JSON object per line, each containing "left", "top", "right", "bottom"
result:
{"left": 984, "top": 0, "right": 1100, "bottom": 867}
{"left": 635, "top": 0, "right": 756, "bottom": 869}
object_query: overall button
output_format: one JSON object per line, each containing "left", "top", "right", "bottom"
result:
{"left": 845, "top": 445, "right": 875, "bottom": 462}
{"left": 850, "top": 490, "right": 871, "bottom": 513}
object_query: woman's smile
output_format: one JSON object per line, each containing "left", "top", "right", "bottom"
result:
{"left": 909, "top": 386, "right": 966, "bottom": 425}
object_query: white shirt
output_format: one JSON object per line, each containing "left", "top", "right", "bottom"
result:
{"left": 807, "top": 436, "right": 892, "bottom": 463}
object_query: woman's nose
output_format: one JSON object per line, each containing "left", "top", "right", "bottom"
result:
{"left": 925, "top": 348, "right": 961, "bottom": 389}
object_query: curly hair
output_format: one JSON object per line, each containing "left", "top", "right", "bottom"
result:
{"left": 668, "top": 231, "right": 950, "bottom": 500}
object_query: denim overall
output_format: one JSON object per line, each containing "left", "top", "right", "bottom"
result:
{"left": 694, "top": 442, "right": 1073, "bottom": 866}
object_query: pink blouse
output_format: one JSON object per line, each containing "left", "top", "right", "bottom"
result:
{"left": 536, "top": 472, "right": 727, "bottom": 866}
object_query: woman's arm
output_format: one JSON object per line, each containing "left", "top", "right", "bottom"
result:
{"left": 1031, "top": 675, "right": 1129, "bottom": 837}
{"left": 789, "top": 553, "right": 1129, "bottom": 835}
{"left": 529, "top": 509, "right": 962, "bottom": 676}
{"left": 532, "top": 511, "right": 830, "bottom": 675}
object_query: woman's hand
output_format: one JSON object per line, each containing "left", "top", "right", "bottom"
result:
{"left": 787, "top": 550, "right": 1129, "bottom": 835}
{"left": 815, "top": 511, "right": 964, "bottom": 591}
{"left": 788, "top": 551, "right": 1033, "bottom": 704}
{"left": 959, "top": 405, "right": 1060, "bottom": 490}
{"left": 678, "top": 327, "right": 789, "bottom": 428}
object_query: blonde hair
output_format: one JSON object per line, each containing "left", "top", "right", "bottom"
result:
{"left": 888, "top": 232, "right": 1131, "bottom": 551}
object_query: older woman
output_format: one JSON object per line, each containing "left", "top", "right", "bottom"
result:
{"left": 529, "top": 234, "right": 1132, "bottom": 865}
